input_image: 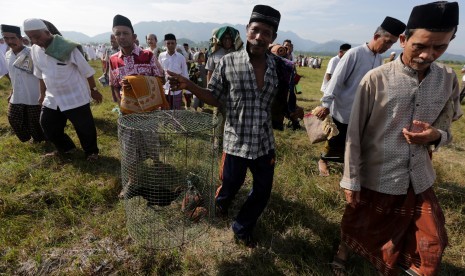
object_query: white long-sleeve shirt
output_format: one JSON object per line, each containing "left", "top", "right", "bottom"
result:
{"left": 320, "top": 55, "right": 340, "bottom": 93}
{"left": 321, "top": 44, "right": 382, "bottom": 124}
{"left": 158, "top": 51, "right": 188, "bottom": 96}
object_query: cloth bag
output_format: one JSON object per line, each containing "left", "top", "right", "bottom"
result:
{"left": 303, "top": 107, "right": 340, "bottom": 144}
{"left": 303, "top": 113, "right": 327, "bottom": 144}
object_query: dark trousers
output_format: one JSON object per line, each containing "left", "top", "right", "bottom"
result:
{"left": 40, "top": 104, "right": 99, "bottom": 156}
{"left": 216, "top": 150, "right": 275, "bottom": 238}
{"left": 321, "top": 117, "right": 348, "bottom": 163}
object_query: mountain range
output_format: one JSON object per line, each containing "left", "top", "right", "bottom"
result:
{"left": 62, "top": 20, "right": 465, "bottom": 62}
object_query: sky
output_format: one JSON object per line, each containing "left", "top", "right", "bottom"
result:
{"left": 2, "top": 0, "right": 464, "bottom": 55}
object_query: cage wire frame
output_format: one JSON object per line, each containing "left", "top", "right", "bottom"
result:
{"left": 118, "top": 110, "right": 219, "bottom": 249}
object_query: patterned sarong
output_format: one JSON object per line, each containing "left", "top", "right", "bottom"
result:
{"left": 120, "top": 75, "right": 169, "bottom": 114}
{"left": 340, "top": 186, "right": 448, "bottom": 276}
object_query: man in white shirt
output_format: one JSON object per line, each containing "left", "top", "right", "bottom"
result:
{"left": 1, "top": 24, "right": 45, "bottom": 143}
{"left": 320, "top": 43, "right": 351, "bottom": 93}
{"left": 315, "top": 16, "right": 405, "bottom": 176}
{"left": 24, "top": 18, "right": 102, "bottom": 161}
{"left": 158, "top": 33, "right": 188, "bottom": 110}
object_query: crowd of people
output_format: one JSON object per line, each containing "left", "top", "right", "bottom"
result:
{"left": 0, "top": 1, "right": 463, "bottom": 275}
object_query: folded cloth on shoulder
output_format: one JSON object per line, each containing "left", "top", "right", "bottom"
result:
{"left": 120, "top": 75, "right": 169, "bottom": 114}
{"left": 45, "top": 35, "right": 84, "bottom": 62}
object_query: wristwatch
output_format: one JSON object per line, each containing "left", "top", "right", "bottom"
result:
{"left": 91, "top": 87, "right": 98, "bottom": 92}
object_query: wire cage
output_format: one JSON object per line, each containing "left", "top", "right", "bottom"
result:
{"left": 117, "top": 110, "right": 218, "bottom": 249}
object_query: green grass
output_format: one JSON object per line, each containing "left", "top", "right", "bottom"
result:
{"left": 0, "top": 59, "right": 464, "bottom": 275}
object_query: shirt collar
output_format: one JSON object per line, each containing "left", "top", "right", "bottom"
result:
{"left": 363, "top": 43, "right": 379, "bottom": 57}
{"left": 240, "top": 48, "right": 276, "bottom": 71}
{"left": 118, "top": 44, "right": 141, "bottom": 58}
{"left": 397, "top": 53, "right": 433, "bottom": 78}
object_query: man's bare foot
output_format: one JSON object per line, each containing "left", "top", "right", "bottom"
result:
{"left": 318, "top": 159, "right": 330, "bottom": 176}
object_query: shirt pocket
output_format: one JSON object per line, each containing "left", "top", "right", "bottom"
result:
{"left": 55, "top": 62, "right": 72, "bottom": 80}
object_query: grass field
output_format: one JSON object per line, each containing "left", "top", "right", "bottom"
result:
{"left": 0, "top": 58, "right": 464, "bottom": 275}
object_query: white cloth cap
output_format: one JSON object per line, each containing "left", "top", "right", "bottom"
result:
{"left": 23, "top": 18, "right": 48, "bottom": 31}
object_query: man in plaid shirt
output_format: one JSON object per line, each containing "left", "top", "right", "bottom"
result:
{"left": 168, "top": 4, "right": 283, "bottom": 248}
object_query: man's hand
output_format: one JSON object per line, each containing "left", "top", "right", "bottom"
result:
{"left": 167, "top": 70, "right": 190, "bottom": 91}
{"left": 402, "top": 120, "right": 441, "bottom": 145}
{"left": 120, "top": 78, "right": 132, "bottom": 90}
{"left": 343, "top": 189, "right": 360, "bottom": 208}
{"left": 314, "top": 106, "right": 330, "bottom": 120}
{"left": 91, "top": 89, "right": 103, "bottom": 104}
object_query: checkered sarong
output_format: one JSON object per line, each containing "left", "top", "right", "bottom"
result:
{"left": 7, "top": 103, "right": 45, "bottom": 142}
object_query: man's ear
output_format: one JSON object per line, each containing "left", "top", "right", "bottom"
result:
{"left": 399, "top": 34, "right": 407, "bottom": 48}
{"left": 272, "top": 33, "right": 277, "bottom": 42}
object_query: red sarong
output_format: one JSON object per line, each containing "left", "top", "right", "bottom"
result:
{"left": 340, "top": 186, "right": 448, "bottom": 276}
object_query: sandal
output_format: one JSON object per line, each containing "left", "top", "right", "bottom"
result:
{"left": 330, "top": 255, "right": 347, "bottom": 276}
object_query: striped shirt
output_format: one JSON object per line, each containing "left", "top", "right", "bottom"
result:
{"left": 208, "top": 48, "right": 279, "bottom": 159}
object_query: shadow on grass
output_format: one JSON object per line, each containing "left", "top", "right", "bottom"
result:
{"left": 215, "top": 190, "right": 342, "bottom": 275}
{"left": 435, "top": 181, "right": 465, "bottom": 211}
{"left": 37, "top": 149, "right": 122, "bottom": 203}
{"left": 214, "top": 183, "right": 465, "bottom": 275}
{"left": 94, "top": 116, "right": 119, "bottom": 138}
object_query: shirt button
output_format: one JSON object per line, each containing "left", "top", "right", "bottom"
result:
{"left": 411, "top": 154, "right": 415, "bottom": 157}
{"left": 416, "top": 104, "right": 420, "bottom": 107}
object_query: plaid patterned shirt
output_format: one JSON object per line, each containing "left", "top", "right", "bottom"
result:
{"left": 208, "top": 48, "right": 279, "bottom": 159}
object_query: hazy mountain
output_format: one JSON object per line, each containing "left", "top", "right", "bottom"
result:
{"left": 303, "top": 39, "right": 465, "bottom": 62}
{"left": 62, "top": 20, "right": 319, "bottom": 50}
{"left": 61, "top": 20, "right": 465, "bottom": 62}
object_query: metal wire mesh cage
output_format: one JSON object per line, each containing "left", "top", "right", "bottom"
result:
{"left": 117, "top": 110, "right": 218, "bottom": 248}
